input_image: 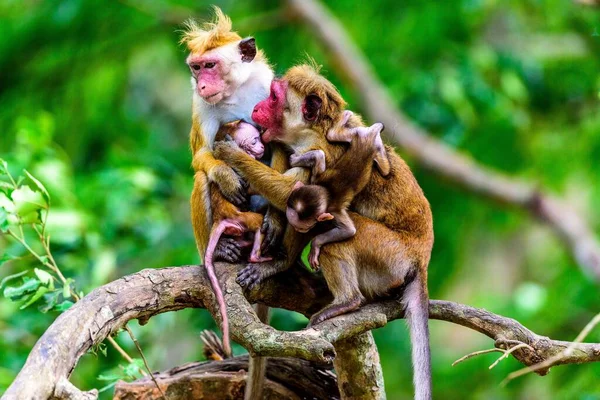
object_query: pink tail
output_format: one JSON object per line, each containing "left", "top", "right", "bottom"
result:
{"left": 204, "top": 222, "right": 232, "bottom": 358}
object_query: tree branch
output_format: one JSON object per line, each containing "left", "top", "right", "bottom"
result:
{"left": 5, "top": 265, "right": 600, "bottom": 399}
{"left": 285, "top": 0, "right": 600, "bottom": 280}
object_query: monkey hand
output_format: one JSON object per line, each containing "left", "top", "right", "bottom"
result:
{"left": 213, "top": 237, "right": 244, "bottom": 263}
{"left": 210, "top": 164, "right": 246, "bottom": 206}
{"left": 308, "top": 245, "right": 321, "bottom": 272}
{"left": 260, "top": 207, "right": 285, "bottom": 254}
{"left": 213, "top": 140, "right": 243, "bottom": 163}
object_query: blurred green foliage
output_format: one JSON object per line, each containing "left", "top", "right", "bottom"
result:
{"left": 1, "top": 0, "right": 599, "bottom": 398}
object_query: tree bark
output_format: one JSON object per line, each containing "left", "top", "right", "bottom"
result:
{"left": 4, "top": 264, "right": 600, "bottom": 399}
{"left": 113, "top": 356, "right": 339, "bottom": 400}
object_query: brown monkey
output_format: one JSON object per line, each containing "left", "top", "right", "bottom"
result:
{"left": 286, "top": 113, "right": 389, "bottom": 268}
{"left": 182, "top": 8, "right": 275, "bottom": 261}
{"left": 214, "top": 65, "right": 434, "bottom": 400}
{"left": 205, "top": 121, "right": 272, "bottom": 359}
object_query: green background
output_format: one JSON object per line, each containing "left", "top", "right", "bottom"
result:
{"left": 1, "top": 0, "right": 600, "bottom": 398}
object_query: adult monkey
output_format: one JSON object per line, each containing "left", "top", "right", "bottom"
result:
{"left": 181, "top": 8, "right": 284, "bottom": 261}
{"left": 181, "top": 9, "right": 286, "bottom": 400}
{"left": 214, "top": 65, "right": 434, "bottom": 400}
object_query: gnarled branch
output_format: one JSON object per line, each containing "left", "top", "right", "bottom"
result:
{"left": 285, "top": 0, "right": 600, "bottom": 279}
{"left": 4, "top": 264, "right": 600, "bottom": 399}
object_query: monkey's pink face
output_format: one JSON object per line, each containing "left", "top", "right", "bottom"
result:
{"left": 252, "top": 80, "right": 287, "bottom": 143}
{"left": 187, "top": 55, "right": 228, "bottom": 104}
{"left": 186, "top": 38, "right": 258, "bottom": 105}
{"left": 253, "top": 79, "right": 323, "bottom": 144}
{"left": 234, "top": 122, "right": 265, "bottom": 159}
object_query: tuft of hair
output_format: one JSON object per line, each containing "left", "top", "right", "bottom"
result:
{"left": 180, "top": 6, "right": 242, "bottom": 54}
{"left": 284, "top": 64, "right": 347, "bottom": 130}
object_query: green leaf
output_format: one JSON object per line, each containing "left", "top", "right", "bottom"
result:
{"left": 34, "top": 268, "right": 53, "bottom": 285}
{"left": 0, "top": 208, "right": 8, "bottom": 232}
{"left": 62, "top": 278, "right": 73, "bottom": 298}
{"left": 0, "top": 253, "right": 19, "bottom": 266}
{"left": 20, "top": 285, "right": 49, "bottom": 309}
{"left": 19, "top": 210, "right": 41, "bottom": 225}
{"left": 0, "top": 270, "right": 29, "bottom": 288}
{"left": 0, "top": 193, "right": 15, "bottom": 214}
{"left": 55, "top": 300, "right": 74, "bottom": 312}
{"left": 24, "top": 170, "right": 50, "bottom": 203}
{"left": 0, "top": 181, "right": 13, "bottom": 190}
{"left": 97, "top": 372, "right": 123, "bottom": 382}
{"left": 39, "top": 291, "right": 60, "bottom": 313}
{"left": 11, "top": 186, "right": 46, "bottom": 215}
{"left": 123, "top": 359, "right": 144, "bottom": 379}
{"left": 0, "top": 158, "right": 7, "bottom": 175}
{"left": 3, "top": 277, "right": 40, "bottom": 301}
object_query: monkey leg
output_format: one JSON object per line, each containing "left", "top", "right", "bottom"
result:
{"left": 237, "top": 226, "right": 310, "bottom": 290}
{"left": 308, "top": 246, "right": 364, "bottom": 327}
{"left": 191, "top": 172, "right": 213, "bottom": 262}
{"left": 309, "top": 210, "right": 357, "bottom": 270}
{"left": 249, "top": 228, "right": 273, "bottom": 263}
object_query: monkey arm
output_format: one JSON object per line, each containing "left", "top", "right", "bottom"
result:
{"left": 290, "top": 150, "right": 326, "bottom": 182}
{"left": 192, "top": 148, "right": 246, "bottom": 206}
{"left": 214, "top": 141, "right": 310, "bottom": 211}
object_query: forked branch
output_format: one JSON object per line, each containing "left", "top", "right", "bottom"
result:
{"left": 5, "top": 264, "right": 600, "bottom": 399}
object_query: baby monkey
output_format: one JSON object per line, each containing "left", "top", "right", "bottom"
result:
{"left": 286, "top": 111, "right": 389, "bottom": 269}
{"left": 205, "top": 120, "right": 271, "bottom": 358}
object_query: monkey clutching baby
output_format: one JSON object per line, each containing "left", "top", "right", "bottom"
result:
{"left": 182, "top": 10, "right": 283, "bottom": 400}
{"left": 214, "top": 65, "right": 434, "bottom": 400}
{"left": 181, "top": 8, "right": 276, "bottom": 261}
{"left": 286, "top": 111, "right": 389, "bottom": 269}
{"left": 204, "top": 121, "right": 272, "bottom": 359}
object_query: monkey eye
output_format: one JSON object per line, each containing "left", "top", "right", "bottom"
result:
{"left": 190, "top": 63, "right": 201, "bottom": 71}
{"left": 204, "top": 62, "right": 216, "bottom": 69}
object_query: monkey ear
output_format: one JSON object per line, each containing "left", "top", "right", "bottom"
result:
{"left": 292, "top": 181, "right": 304, "bottom": 190}
{"left": 302, "top": 94, "right": 322, "bottom": 122}
{"left": 341, "top": 110, "right": 353, "bottom": 126}
{"left": 317, "top": 212, "right": 334, "bottom": 222}
{"left": 371, "top": 122, "right": 385, "bottom": 133}
{"left": 239, "top": 37, "right": 257, "bottom": 63}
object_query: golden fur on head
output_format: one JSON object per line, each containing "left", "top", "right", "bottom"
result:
{"left": 284, "top": 64, "right": 347, "bottom": 128}
{"left": 181, "top": 6, "right": 242, "bottom": 54}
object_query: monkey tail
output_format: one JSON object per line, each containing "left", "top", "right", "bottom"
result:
{"left": 402, "top": 271, "right": 432, "bottom": 400}
{"left": 204, "top": 222, "right": 232, "bottom": 358}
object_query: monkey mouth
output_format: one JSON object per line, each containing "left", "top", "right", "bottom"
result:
{"left": 261, "top": 128, "right": 274, "bottom": 143}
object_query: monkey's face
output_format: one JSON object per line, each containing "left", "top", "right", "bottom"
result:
{"left": 252, "top": 79, "right": 287, "bottom": 142}
{"left": 253, "top": 80, "right": 323, "bottom": 145}
{"left": 234, "top": 122, "right": 265, "bottom": 159}
{"left": 286, "top": 184, "right": 333, "bottom": 233}
{"left": 187, "top": 38, "right": 257, "bottom": 105}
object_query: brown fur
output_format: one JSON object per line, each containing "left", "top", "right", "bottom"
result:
{"left": 214, "top": 64, "right": 434, "bottom": 399}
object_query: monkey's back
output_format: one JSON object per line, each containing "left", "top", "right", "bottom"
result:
{"left": 318, "top": 140, "right": 377, "bottom": 210}
{"left": 351, "top": 146, "right": 434, "bottom": 254}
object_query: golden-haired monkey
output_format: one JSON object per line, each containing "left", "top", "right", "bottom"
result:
{"left": 181, "top": 7, "right": 273, "bottom": 259}
{"left": 215, "top": 65, "right": 434, "bottom": 400}
{"left": 181, "top": 9, "right": 278, "bottom": 400}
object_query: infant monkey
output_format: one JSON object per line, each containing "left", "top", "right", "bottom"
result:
{"left": 205, "top": 120, "right": 271, "bottom": 358}
{"left": 286, "top": 111, "right": 389, "bottom": 269}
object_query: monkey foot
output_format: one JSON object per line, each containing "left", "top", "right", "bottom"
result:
{"left": 307, "top": 298, "right": 362, "bottom": 327}
{"left": 236, "top": 264, "right": 267, "bottom": 290}
{"left": 248, "top": 255, "right": 273, "bottom": 263}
